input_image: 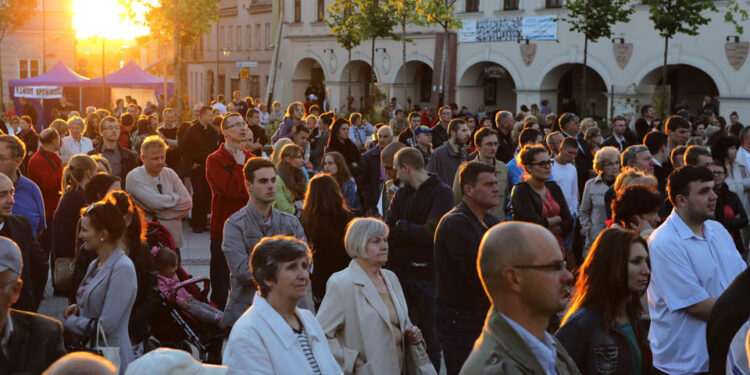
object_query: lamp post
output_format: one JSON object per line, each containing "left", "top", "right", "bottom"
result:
{"left": 102, "top": 37, "right": 106, "bottom": 108}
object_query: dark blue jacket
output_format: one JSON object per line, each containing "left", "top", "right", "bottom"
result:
{"left": 385, "top": 174, "right": 453, "bottom": 282}
{"left": 556, "top": 308, "right": 653, "bottom": 375}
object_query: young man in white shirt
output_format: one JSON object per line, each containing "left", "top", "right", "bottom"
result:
{"left": 551, "top": 137, "right": 579, "bottom": 252}
{"left": 647, "top": 166, "right": 745, "bottom": 374}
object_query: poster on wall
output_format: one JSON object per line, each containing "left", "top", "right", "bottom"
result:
{"left": 13, "top": 86, "right": 63, "bottom": 99}
{"left": 459, "top": 16, "right": 557, "bottom": 43}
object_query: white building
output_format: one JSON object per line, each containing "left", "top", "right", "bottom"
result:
{"left": 186, "top": 0, "right": 274, "bottom": 106}
{"left": 188, "top": 0, "right": 750, "bottom": 120}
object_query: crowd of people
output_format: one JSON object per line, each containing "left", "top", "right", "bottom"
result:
{"left": 2, "top": 90, "right": 750, "bottom": 375}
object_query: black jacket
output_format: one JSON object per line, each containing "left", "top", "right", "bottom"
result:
{"left": 87, "top": 143, "right": 138, "bottom": 185}
{"left": 181, "top": 122, "right": 220, "bottom": 167}
{"left": 635, "top": 117, "right": 651, "bottom": 143}
{"left": 556, "top": 308, "right": 653, "bottom": 375}
{"left": 601, "top": 135, "right": 629, "bottom": 152}
{"left": 5, "top": 215, "right": 46, "bottom": 312}
{"left": 495, "top": 129, "right": 516, "bottom": 164}
{"left": 360, "top": 145, "right": 383, "bottom": 212}
{"left": 708, "top": 268, "right": 750, "bottom": 374}
{"left": 52, "top": 189, "right": 86, "bottom": 259}
{"left": 434, "top": 202, "right": 498, "bottom": 313}
{"left": 310, "top": 128, "right": 329, "bottom": 170}
{"left": 385, "top": 174, "right": 454, "bottom": 282}
{"left": 510, "top": 181, "right": 573, "bottom": 237}
{"left": 714, "top": 183, "right": 748, "bottom": 253}
{"left": 0, "top": 309, "right": 66, "bottom": 374}
{"left": 129, "top": 243, "right": 159, "bottom": 344}
{"left": 305, "top": 210, "right": 353, "bottom": 301}
{"left": 431, "top": 122, "right": 449, "bottom": 149}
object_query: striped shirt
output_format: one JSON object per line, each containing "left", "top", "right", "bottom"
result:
{"left": 293, "top": 322, "right": 322, "bottom": 375}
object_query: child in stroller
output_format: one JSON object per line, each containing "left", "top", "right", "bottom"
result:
{"left": 152, "top": 247, "right": 223, "bottom": 327}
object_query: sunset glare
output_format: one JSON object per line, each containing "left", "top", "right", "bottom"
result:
{"left": 72, "top": 0, "right": 150, "bottom": 40}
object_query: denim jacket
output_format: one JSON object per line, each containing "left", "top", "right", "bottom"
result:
{"left": 556, "top": 308, "right": 653, "bottom": 375}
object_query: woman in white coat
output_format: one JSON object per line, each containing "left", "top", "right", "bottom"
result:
{"left": 63, "top": 199, "right": 138, "bottom": 374}
{"left": 223, "top": 236, "right": 341, "bottom": 375}
{"left": 316, "top": 218, "right": 423, "bottom": 375}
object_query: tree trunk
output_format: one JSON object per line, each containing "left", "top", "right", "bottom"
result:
{"left": 173, "top": 0, "right": 181, "bottom": 119}
{"left": 347, "top": 48, "right": 352, "bottom": 110}
{"left": 0, "top": 37, "right": 5, "bottom": 113}
{"left": 439, "top": 27, "right": 448, "bottom": 107}
{"left": 371, "top": 37, "right": 376, "bottom": 111}
{"left": 402, "top": 18, "right": 407, "bottom": 110}
{"left": 582, "top": 37, "right": 588, "bottom": 117}
{"left": 662, "top": 36, "right": 669, "bottom": 119}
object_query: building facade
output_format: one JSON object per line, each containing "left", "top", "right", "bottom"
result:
{"left": 187, "top": 0, "right": 750, "bottom": 121}
{"left": 186, "top": 0, "right": 274, "bottom": 107}
{"left": 0, "top": 0, "right": 76, "bottom": 108}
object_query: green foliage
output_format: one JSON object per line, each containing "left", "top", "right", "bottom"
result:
{"left": 647, "top": 0, "right": 716, "bottom": 39}
{"left": 386, "top": 0, "right": 422, "bottom": 41}
{"left": 725, "top": 0, "right": 749, "bottom": 35}
{"left": 415, "top": 0, "right": 462, "bottom": 30}
{"left": 123, "top": 0, "right": 217, "bottom": 46}
{"left": 563, "top": 0, "right": 633, "bottom": 42}
{"left": 0, "top": 0, "right": 37, "bottom": 41}
{"left": 357, "top": 0, "right": 398, "bottom": 42}
{"left": 327, "top": 0, "right": 363, "bottom": 52}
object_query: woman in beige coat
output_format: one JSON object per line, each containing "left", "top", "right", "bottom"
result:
{"left": 316, "top": 218, "right": 423, "bottom": 375}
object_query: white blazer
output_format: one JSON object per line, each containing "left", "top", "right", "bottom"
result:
{"left": 59, "top": 135, "right": 94, "bottom": 164}
{"left": 223, "top": 292, "right": 342, "bottom": 375}
{"left": 316, "top": 260, "right": 412, "bottom": 375}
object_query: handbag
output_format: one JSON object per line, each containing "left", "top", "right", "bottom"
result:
{"left": 68, "top": 318, "right": 121, "bottom": 369}
{"left": 405, "top": 340, "right": 437, "bottom": 375}
{"left": 53, "top": 257, "right": 75, "bottom": 293}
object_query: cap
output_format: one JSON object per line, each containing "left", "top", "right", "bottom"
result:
{"left": 125, "top": 348, "right": 227, "bottom": 375}
{"left": 414, "top": 125, "right": 432, "bottom": 137}
{"left": 0, "top": 237, "right": 22, "bottom": 275}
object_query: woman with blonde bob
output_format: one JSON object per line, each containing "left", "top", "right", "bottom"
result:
{"left": 317, "top": 218, "right": 425, "bottom": 375}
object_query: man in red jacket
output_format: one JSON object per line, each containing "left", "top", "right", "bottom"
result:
{"left": 26, "top": 128, "right": 62, "bottom": 255}
{"left": 205, "top": 113, "right": 254, "bottom": 308}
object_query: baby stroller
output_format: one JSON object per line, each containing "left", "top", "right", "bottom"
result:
{"left": 146, "top": 222, "right": 226, "bottom": 364}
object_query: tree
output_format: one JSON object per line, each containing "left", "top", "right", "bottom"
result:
{"left": 563, "top": 0, "right": 633, "bottom": 117}
{"left": 357, "top": 0, "right": 397, "bottom": 110}
{"left": 0, "top": 0, "right": 37, "bottom": 111}
{"left": 124, "top": 0, "right": 218, "bottom": 119}
{"left": 416, "top": 0, "right": 461, "bottom": 106}
{"left": 327, "top": 0, "right": 363, "bottom": 110}
{"left": 648, "top": 0, "right": 746, "bottom": 118}
{"left": 386, "top": 0, "right": 422, "bottom": 110}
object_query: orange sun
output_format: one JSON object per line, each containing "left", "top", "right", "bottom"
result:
{"left": 72, "top": 0, "right": 151, "bottom": 40}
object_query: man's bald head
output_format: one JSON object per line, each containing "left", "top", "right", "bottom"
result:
{"left": 43, "top": 352, "right": 117, "bottom": 375}
{"left": 478, "top": 222, "right": 560, "bottom": 301}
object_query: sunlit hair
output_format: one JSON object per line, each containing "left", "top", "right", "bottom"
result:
{"left": 323, "top": 151, "right": 352, "bottom": 188}
{"left": 518, "top": 145, "right": 549, "bottom": 171}
{"left": 251, "top": 235, "right": 310, "bottom": 298}
{"left": 593, "top": 146, "right": 620, "bottom": 174}
{"left": 277, "top": 144, "right": 307, "bottom": 200}
{"left": 613, "top": 167, "right": 658, "bottom": 193}
{"left": 561, "top": 228, "right": 649, "bottom": 339}
{"left": 91, "top": 154, "right": 111, "bottom": 174}
{"left": 105, "top": 190, "right": 146, "bottom": 254}
{"left": 285, "top": 102, "right": 304, "bottom": 119}
{"left": 344, "top": 217, "right": 388, "bottom": 259}
{"left": 271, "top": 138, "right": 292, "bottom": 166}
{"left": 140, "top": 135, "right": 167, "bottom": 155}
{"left": 301, "top": 174, "right": 349, "bottom": 246}
{"left": 49, "top": 119, "right": 69, "bottom": 138}
{"left": 62, "top": 154, "right": 97, "bottom": 194}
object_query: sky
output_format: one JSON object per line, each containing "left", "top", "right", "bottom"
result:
{"left": 72, "top": 0, "right": 151, "bottom": 40}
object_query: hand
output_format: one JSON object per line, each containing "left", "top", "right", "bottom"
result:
{"left": 64, "top": 304, "right": 79, "bottom": 319}
{"left": 354, "top": 353, "right": 366, "bottom": 369}
{"left": 629, "top": 215, "right": 654, "bottom": 233}
{"left": 406, "top": 326, "right": 423, "bottom": 345}
{"left": 303, "top": 160, "right": 313, "bottom": 170}
{"left": 232, "top": 148, "right": 246, "bottom": 165}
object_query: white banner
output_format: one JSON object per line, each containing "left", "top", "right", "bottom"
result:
{"left": 458, "top": 16, "right": 557, "bottom": 43}
{"left": 522, "top": 16, "right": 557, "bottom": 40}
{"left": 14, "top": 86, "right": 63, "bottom": 99}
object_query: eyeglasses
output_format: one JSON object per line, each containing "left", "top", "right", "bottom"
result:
{"left": 512, "top": 260, "right": 567, "bottom": 272}
{"left": 530, "top": 160, "right": 554, "bottom": 168}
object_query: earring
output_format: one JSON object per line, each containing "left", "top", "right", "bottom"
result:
{"left": 100, "top": 238, "right": 104, "bottom": 242}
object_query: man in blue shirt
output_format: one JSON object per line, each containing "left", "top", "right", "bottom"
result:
{"left": 648, "top": 166, "right": 745, "bottom": 374}
{"left": 0, "top": 136, "right": 45, "bottom": 235}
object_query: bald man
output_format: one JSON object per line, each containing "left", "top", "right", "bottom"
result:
{"left": 43, "top": 352, "right": 116, "bottom": 375}
{"left": 460, "top": 222, "right": 580, "bottom": 375}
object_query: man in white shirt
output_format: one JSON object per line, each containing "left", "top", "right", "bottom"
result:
{"left": 58, "top": 116, "right": 93, "bottom": 164}
{"left": 647, "top": 166, "right": 745, "bottom": 374}
{"left": 125, "top": 136, "right": 192, "bottom": 249}
{"left": 551, "top": 137, "right": 579, "bottom": 252}
{"left": 211, "top": 95, "right": 227, "bottom": 115}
